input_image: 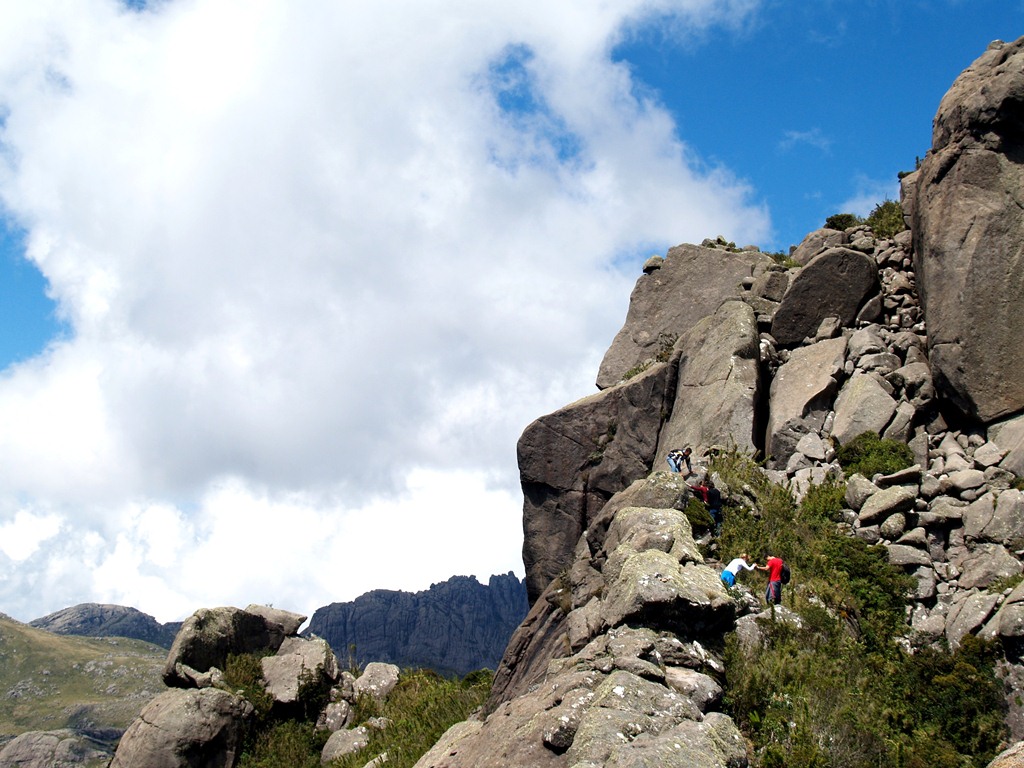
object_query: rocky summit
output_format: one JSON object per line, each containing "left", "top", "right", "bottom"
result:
{"left": 414, "top": 36, "right": 1024, "bottom": 768}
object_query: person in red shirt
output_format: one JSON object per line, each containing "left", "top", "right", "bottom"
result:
{"left": 758, "top": 555, "right": 786, "bottom": 605}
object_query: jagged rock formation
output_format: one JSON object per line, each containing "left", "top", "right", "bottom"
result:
{"left": 305, "top": 573, "right": 527, "bottom": 677}
{"left": 30, "top": 604, "right": 180, "bottom": 649}
{"left": 421, "top": 36, "right": 1024, "bottom": 768}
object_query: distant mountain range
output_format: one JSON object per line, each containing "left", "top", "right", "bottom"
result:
{"left": 305, "top": 572, "right": 528, "bottom": 676}
{"left": 28, "top": 572, "right": 528, "bottom": 676}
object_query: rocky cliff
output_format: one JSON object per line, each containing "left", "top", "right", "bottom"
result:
{"left": 413, "top": 36, "right": 1024, "bottom": 768}
{"left": 305, "top": 572, "right": 528, "bottom": 677}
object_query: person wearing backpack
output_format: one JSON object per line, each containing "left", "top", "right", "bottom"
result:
{"left": 758, "top": 555, "right": 788, "bottom": 605}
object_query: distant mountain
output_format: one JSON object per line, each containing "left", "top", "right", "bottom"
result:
{"left": 306, "top": 572, "right": 528, "bottom": 676}
{"left": 29, "top": 603, "right": 181, "bottom": 649}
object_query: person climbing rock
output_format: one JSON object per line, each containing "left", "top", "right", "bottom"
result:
{"left": 666, "top": 446, "right": 692, "bottom": 474}
{"left": 720, "top": 553, "right": 756, "bottom": 588}
{"left": 689, "top": 475, "right": 722, "bottom": 534}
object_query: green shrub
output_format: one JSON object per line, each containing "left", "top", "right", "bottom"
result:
{"left": 239, "top": 721, "right": 325, "bottom": 768}
{"left": 224, "top": 652, "right": 274, "bottom": 720}
{"left": 824, "top": 212, "right": 863, "bottom": 231}
{"left": 683, "top": 497, "right": 713, "bottom": 532}
{"left": 331, "top": 669, "right": 492, "bottom": 768}
{"left": 835, "top": 431, "right": 914, "bottom": 478}
{"left": 865, "top": 199, "right": 906, "bottom": 239}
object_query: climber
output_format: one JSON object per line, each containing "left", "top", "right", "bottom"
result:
{"left": 720, "top": 553, "right": 757, "bottom": 587}
{"left": 757, "top": 554, "right": 787, "bottom": 605}
{"left": 666, "top": 446, "right": 692, "bottom": 475}
{"left": 688, "top": 475, "right": 722, "bottom": 534}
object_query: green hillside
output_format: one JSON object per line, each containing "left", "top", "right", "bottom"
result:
{"left": 0, "top": 612, "right": 164, "bottom": 741}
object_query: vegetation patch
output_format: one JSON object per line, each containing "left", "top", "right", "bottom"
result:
{"left": 865, "top": 199, "right": 906, "bottom": 239}
{"left": 230, "top": 663, "right": 492, "bottom": 768}
{"left": 835, "top": 431, "right": 914, "bottom": 478}
{"left": 330, "top": 669, "right": 493, "bottom": 768}
{"left": 709, "top": 451, "right": 1007, "bottom": 767}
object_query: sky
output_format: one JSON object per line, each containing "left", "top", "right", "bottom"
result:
{"left": 0, "top": 0, "right": 1018, "bottom": 624}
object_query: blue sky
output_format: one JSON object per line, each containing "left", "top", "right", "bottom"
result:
{"left": 0, "top": 0, "right": 1018, "bottom": 622}
{"left": 614, "top": 0, "right": 1024, "bottom": 252}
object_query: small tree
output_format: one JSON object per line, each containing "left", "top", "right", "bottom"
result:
{"left": 824, "top": 212, "right": 863, "bottom": 231}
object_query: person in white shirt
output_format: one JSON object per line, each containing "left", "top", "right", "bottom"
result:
{"left": 721, "top": 553, "right": 757, "bottom": 587}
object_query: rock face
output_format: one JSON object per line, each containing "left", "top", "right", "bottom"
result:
{"left": 30, "top": 603, "right": 180, "bottom": 649}
{"left": 654, "top": 300, "right": 762, "bottom": 460}
{"left": 519, "top": 361, "right": 677, "bottom": 602}
{"left": 907, "top": 37, "right": 1024, "bottom": 424}
{"left": 413, "top": 474, "right": 746, "bottom": 768}
{"left": 596, "top": 243, "right": 773, "bottom": 389}
{"left": 305, "top": 573, "right": 528, "bottom": 676}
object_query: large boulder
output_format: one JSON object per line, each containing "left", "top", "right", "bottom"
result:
{"left": 830, "top": 373, "right": 898, "bottom": 447}
{"left": 764, "top": 336, "right": 847, "bottom": 469}
{"left": 518, "top": 361, "right": 676, "bottom": 603}
{"left": 109, "top": 688, "right": 253, "bottom": 768}
{"left": 163, "top": 607, "right": 286, "bottom": 687}
{"left": 770, "top": 247, "right": 880, "bottom": 347}
{"left": 261, "top": 636, "right": 341, "bottom": 706}
{"left": 907, "top": 36, "right": 1024, "bottom": 424}
{"left": 655, "top": 299, "right": 762, "bottom": 459}
{"left": 596, "top": 243, "right": 772, "bottom": 389}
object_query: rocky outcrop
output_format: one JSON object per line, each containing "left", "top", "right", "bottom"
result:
{"left": 519, "top": 361, "right": 677, "bottom": 602}
{"left": 162, "top": 606, "right": 294, "bottom": 688}
{"left": 112, "top": 604, "right": 407, "bottom": 767}
{"left": 413, "top": 472, "right": 747, "bottom": 768}
{"left": 492, "top": 35, "right": 1024, "bottom": 766}
{"left": 305, "top": 573, "right": 527, "bottom": 677}
{"left": 596, "top": 243, "right": 773, "bottom": 389}
{"left": 30, "top": 603, "right": 180, "bottom": 649}
{"left": 907, "top": 37, "right": 1024, "bottom": 424}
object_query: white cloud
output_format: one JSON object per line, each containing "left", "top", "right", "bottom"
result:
{"left": 0, "top": 0, "right": 769, "bottom": 622}
{"left": 779, "top": 127, "right": 832, "bottom": 153}
{"left": 837, "top": 174, "right": 901, "bottom": 218}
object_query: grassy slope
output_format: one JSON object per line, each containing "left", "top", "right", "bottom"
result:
{"left": 0, "top": 613, "right": 165, "bottom": 739}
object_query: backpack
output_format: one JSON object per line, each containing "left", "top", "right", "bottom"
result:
{"left": 780, "top": 562, "right": 791, "bottom": 584}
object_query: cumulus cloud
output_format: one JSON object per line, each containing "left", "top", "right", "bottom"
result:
{"left": 0, "top": 0, "right": 769, "bottom": 622}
